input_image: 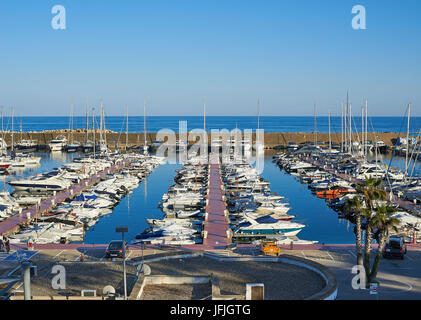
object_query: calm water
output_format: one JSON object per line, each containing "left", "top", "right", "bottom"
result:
{"left": 1, "top": 116, "right": 420, "bottom": 134}
{"left": 260, "top": 157, "right": 355, "bottom": 244}
{"left": 4, "top": 151, "right": 421, "bottom": 244}
{"left": 82, "top": 163, "right": 181, "bottom": 244}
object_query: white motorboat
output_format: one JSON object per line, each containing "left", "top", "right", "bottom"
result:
{"left": 8, "top": 170, "right": 72, "bottom": 192}
{"left": 48, "top": 135, "right": 68, "bottom": 151}
{"left": 234, "top": 215, "right": 305, "bottom": 237}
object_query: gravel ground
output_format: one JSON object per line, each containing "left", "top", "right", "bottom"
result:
{"left": 147, "top": 257, "right": 325, "bottom": 300}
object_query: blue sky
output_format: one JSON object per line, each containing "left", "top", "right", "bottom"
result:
{"left": 0, "top": 0, "right": 419, "bottom": 116}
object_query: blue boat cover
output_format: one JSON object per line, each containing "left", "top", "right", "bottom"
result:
{"left": 238, "top": 221, "right": 252, "bottom": 228}
{"left": 74, "top": 193, "right": 98, "bottom": 201}
{"left": 255, "top": 215, "right": 278, "bottom": 224}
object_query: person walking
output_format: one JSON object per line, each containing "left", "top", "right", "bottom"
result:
{"left": 0, "top": 237, "right": 4, "bottom": 252}
{"left": 4, "top": 236, "right": 10, "bottom": 254}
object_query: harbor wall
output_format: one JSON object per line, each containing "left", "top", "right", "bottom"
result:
{"left": 1, "top": 131, "right": 402, "bottom": 149}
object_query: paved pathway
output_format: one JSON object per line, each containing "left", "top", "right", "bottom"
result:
{"left": 202, "top": 159, "right": 230, "bottom": 249}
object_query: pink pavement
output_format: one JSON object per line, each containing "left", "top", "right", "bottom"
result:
{"left": 201, "top": 161, "right": 230, "bottom": 249}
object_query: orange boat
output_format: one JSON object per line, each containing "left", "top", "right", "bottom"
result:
{"left": 316, "top": 188, "right": 354, "bottom": 199}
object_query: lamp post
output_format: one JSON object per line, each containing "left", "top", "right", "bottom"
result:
{"left": 116, "top": 226, "right": 128, "bottom": 300}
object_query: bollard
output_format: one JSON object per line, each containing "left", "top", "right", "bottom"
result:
{"left": 27, "top": 239, "right": 34, "bottom": 251}
{"left": 21, "top": 261, "right": 32, "bottom": 300}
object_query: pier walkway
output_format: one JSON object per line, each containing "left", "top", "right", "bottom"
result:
{"left": 181, "top": 157, "right": 231, "bottom": 251}
{"left": 202, "top": 159, "right": 231, "bottom": 249}
{"left": 0, "top": 158, "right": 134, "bottom": 237}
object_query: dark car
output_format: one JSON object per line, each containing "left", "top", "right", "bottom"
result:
{"left": 383, "top": 237, "right": 407, "bottom": 259}
{"left": 105, "top": 240, "right": 130, "bottom": 258}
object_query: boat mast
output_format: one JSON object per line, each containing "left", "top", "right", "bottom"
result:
{"left": 143, "top": 99, "right": 147, "bottom": 153}
{"left": 313, "top": 103, "right": 317, "bottom": 146}
{"left": 11, "top": 108, "right": 14, "bottom": 152}
{"left": 99, "top": 101, "right": 103, "bottom": 147}
{"left": 361, "top": 105, "right": 364, "bottom": 158}
{"left": 328, "top": 109, "right": 331, "bottom": 152}
{"left": 349, "top": 103, "right": 352, "bottom": 155}
{"left": 126, "top": 104, "right": 128, "bottom": 150}
{"left": 92, "top": 107, "right": 95, "bottom": 157}
{"left": 257, "top": 97, "right": 260, "bottom": 131}
{"left": 341, "top": 102, "right": 344, "bottom": 153}
{"left": 344, "top": 98, "right": 348, "bottom": 153}
{"left": 345, "top": 92, "right": 350, "bottom": 153}
{"left": 203, "top": 97, "right": 206, "bottom": 133}
{"left": 103, "top": 106, "right": 107, "bottom": 150}
{"left": 405, "top": 103, "right": 411, "bottom": 178}
{"left": 85, "top": 101, "right": 89, "bottom": 145}
{"left": 364, "top": 99, "right": 368, "bottom": 158}
{"left": 71, "top": 102, "right": 74, "bottom": 144}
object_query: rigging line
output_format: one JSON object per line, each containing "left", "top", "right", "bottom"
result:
{"left": 367, "top": 117, "right": 392, "bottom": 190}
{"left": 408, "top": 129, "right": 421, "bottom": 179}
{"left": 116, "top": 112, "right": 126, "bottom": 146}
{"left": 330, "top": 113, "right": 343, "bottom": 146}
{"left": 385, "top": 107, "right": 408, "bottom": 180}
{"left": 103, "top": 110, "right": 120, "bottom": 153}
{"left": 409, "top": 131, "right": 421, "bottom": 178}
{"left": 368, "top": 117, "right": 384, "bottom": 164}
{"left": 351, "top": 114, "right": 362, "bottom": 146}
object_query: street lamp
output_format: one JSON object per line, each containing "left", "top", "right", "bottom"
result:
{"left": 116, "top": 226, "right": 128, "bottom": 300}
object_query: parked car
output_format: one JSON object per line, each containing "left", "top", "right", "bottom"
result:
{"left": 105, "top": 240, "right": 130, "bottom": 258}
{"left": 383, "top": 237, "right": 407, "bottom": 259}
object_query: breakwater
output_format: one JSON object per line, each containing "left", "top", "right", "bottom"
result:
{"left": 1, "top": 130, "right": 403, "bottom": 150}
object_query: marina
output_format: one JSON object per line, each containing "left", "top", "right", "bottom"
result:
{"left": 1, "top": 0, "right": 421, "bottom": 303}
{"left": 2, "top": 139, "right": 421, "bottom": 246}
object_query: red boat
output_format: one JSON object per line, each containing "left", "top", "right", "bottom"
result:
{"left": 0, "top": 162, "right": 11, "bottom": 168}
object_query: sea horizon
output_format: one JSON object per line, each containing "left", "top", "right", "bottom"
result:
{"left": 0, "top": 115, "right": 419, "bottom": 134}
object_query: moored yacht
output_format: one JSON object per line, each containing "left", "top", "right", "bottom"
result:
{"left": 49, "top": 135, "right": 67, "bottom": 151}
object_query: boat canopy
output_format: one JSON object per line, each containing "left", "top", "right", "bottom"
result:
{"left": 255, "top": 215, "right": 278, "bottom": 224}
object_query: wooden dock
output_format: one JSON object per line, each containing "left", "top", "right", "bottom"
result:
{"left": 202, "top": 158, "right": 231, "bottom": 249}
{"left": 0, "top": 158, "right": 135, "bottom": 237}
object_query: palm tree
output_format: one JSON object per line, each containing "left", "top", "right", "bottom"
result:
{"left": 368, "top": 204, "right": 400, "bottom": 283}
{"left": 357, "top": 178, "right": 386, "bottom": 276}
{"left": 345, "top": 196, "right": 364, "bottom": 266}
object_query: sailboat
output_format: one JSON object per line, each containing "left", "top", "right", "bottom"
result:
{"left": 323, "top": 109, "right": 339, "bottom": 154}
{"left": 82, "top": 103, "right": 95, "bottom": 153}
{"left": 0, "top": 107, "right": 7, "bottom": 156}
{"left": 65, "top": 103, "right": 81, "bottom": 152}
{"left": 143, "top": 100, "right": 149, "bottom": 154}
{"left": 15, "top": 119, "right": 38, "bottom": 153}
{"left": 253, "top": 97, "right": 264, "bottom": 152}
{"left": 97, "top": 102, "right": 108, "bottom": 153}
